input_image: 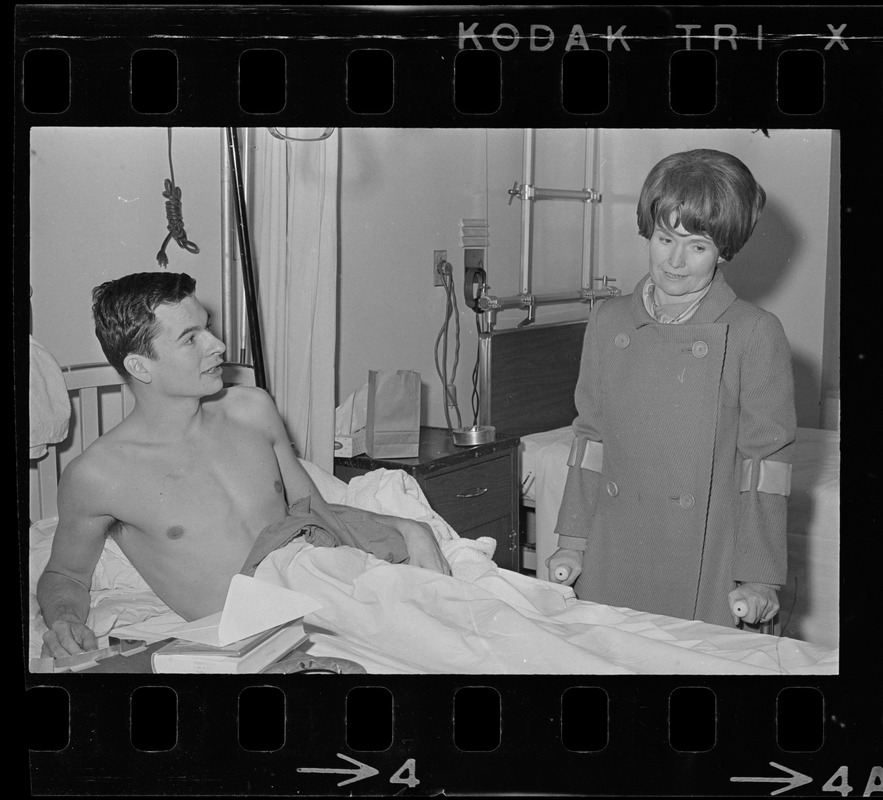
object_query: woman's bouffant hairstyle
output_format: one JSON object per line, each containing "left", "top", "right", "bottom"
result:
{"left": 636, "top": 149, "right": 766, "bottom": 262}
{"left": 92, "top": 271, "right": 197, "bottom": 378}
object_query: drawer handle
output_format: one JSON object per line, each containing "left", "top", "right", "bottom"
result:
{"left": 456, "top": 487, "right": 488, "bottom": 499}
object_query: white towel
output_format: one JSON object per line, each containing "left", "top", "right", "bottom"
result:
{"left": 29, "top": 336, "right": 70, "bottom": 460}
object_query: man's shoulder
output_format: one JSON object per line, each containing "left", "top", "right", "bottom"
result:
{"left": 56, "top": 437, "right": 125, "bottom": 518}
{"left": 206, "top": 384, "right": 278, "bottom": 428}
{"left": 62, "top": 435, "right": 121, "bottom": 487}
{"left": 210, "top": 384, "right": 273, "bottom": 414}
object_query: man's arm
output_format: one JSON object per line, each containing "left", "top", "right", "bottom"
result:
{"left": 245, "top": 388, "right": 450, "bottom": 575}
{"left": 36, "top": 456, "right": 113, "bottom": 657}
{"left": 323, "top": 504, "right": 452, "bottom": 575}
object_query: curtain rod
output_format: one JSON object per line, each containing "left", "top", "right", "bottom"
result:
{"left": 266, "top": 126, "right": 335, "bottom": 142}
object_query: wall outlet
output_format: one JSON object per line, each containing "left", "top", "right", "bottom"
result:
{"left": 433, "top": 250, "right": 447, "bottom": 287}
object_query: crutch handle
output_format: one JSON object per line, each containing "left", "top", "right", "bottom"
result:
{"left": 554, "top": 565, "right": 571, "bottom": 582}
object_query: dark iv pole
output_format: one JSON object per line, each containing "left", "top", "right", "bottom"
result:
{"left": 225, "top": 127, "right": 267, "bottom": 391}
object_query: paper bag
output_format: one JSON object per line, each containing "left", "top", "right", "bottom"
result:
{"left": 365, "top": 370, "right": 421, "bottom": 458}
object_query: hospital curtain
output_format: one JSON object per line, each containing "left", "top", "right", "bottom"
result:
{"left": 248, "top": 127, "right": 340, "bottom": 473}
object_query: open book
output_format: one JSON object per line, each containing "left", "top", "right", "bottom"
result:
{"left": 149, "top": 574, "right": 322, "bottom": 674}
{"left": 152, "top": 618, "right": 309, "bottom": 674}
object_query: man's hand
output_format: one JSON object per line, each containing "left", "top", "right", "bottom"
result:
{"left": 41, "top": 619, "right": 99, "bottom": 658}
{"left": 396, "top": 520, "right": 451, "bottom": 575}
{"left": 546, "top": 548, "right": 583, "bottom": 585}
{"left": 728, "top": 582, "right": 780, "bottom": 626}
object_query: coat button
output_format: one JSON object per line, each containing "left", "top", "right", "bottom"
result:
{"left": 614, "top": 333, "right": 630, "bottom": 349}
{"left": 691, "top": 341, "right": 708, "bottom": 358}
{"left": 679, "top": 493, "right": 695, "bottom": 509}
{"left": 606, "top": 481, "right": 619, "bottom": 497}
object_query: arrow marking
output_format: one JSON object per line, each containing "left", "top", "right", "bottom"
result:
{"left": 731, "top": 762, "right": 813, "bottom": 796}
{"left": 298, "top": 753, "right": 379, "bottom": 787}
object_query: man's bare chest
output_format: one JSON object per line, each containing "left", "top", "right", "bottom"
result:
{"left": 104, "top": 429, "right": 286, "bottom": 538}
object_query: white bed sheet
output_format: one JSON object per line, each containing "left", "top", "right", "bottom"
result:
{"left": 28, "top": 463, "right": 838, "bottom": 675}
{"left": 520, "top": 425, "right": 841, "bottom": 648}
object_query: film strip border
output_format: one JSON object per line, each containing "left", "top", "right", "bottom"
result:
{"left": 16, "top": 4, "right": 882, "bottom": 797}
{"left": 13, "top": 5, "right": 883, "bottom": 126}
{"left": 26, "top": 676, "right": 883, "bottom": 796}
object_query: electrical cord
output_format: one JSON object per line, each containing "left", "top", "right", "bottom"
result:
{"left": 471, "top": 315, "right": 481, "bottom": 427}
{"left": 156, "top": 128, "right": 200, "bottom": 268}
{"left": 434, "top": 262, "right": 462, "bottom": 431}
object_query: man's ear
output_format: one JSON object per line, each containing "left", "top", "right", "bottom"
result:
{"left": 124, "top": 354, "right": 152, "bottom": 384}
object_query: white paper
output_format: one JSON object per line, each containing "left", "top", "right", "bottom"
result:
{"left": 165, "top": 574, "right": 323, "bottom": 647}
{"left": 335, "top": 382, "right": 368, "bottom": 435}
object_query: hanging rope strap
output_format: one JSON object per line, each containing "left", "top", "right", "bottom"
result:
{"left": 156, "top": 129, "right": 200, "bottom": 267}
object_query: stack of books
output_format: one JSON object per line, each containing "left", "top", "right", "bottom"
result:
{"left": 152, "top": 618, "right": 309, "bottom": 674}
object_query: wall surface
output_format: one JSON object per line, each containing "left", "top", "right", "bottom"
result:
{"left": 595, "top": 128, "right": 836, "bottom": 428}
{"left": 337, "top": 128, "right": 525, "bottom": 431}
{"left": 28, "top": 126, "right": 838, "bottom": 433}
{"left": 29, "top": 127, "right": 224, "bottom": 366}
{"left": 337, "top": 128, "right": 839, "bottom": 430}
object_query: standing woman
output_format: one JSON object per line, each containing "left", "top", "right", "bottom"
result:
{"left": 547, "top": 149, "right": 796, "bottom": 629}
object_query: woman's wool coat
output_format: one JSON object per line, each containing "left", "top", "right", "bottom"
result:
{"left": 555, "top": 270, "right": 796, "bottom": 627}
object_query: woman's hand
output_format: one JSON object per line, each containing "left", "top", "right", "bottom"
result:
{"left": 396, "top": 519, "right": 452, "bottom": 576}
{"left": 728, "top": 583, "right": 780, "bottom": 626}
{"left": 546, "top": 548, "right": 583, "bottom": 585}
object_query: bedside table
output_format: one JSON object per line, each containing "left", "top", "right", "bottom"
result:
{"left": 334, "top": 427, "right": 521, "bottom": 571}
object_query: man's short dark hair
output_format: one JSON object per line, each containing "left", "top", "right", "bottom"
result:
{"left": 92, "top": 272, "right": 197, "bottom": 378}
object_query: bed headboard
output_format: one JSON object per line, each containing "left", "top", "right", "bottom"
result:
{"left": 480, "top": 321, "right": 587, "bottom": 438}
{"left": 28, "top": 362, "right": 255, "bottom": 524}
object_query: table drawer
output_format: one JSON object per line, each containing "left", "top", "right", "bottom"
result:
{"left": 421, "top": 456, "right": 513, "bottom": 533}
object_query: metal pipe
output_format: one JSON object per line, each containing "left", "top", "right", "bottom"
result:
{"left": 220, "top": 129, "right": 238, "bottom": 359}
{"left": 477, "top": 334, "right": 492, "bottom": 427}
{"left": 581, "top": 131, "right": 593, "bottom": 290}
{"left": 477, "top": 286, "right": 619, "bottom": 313}
{"left": 588, "top": 130, "right": 601, "bottom": 290}
{"left": 520, "top": 129, "right": 534, "bottom": 296}
{"left": 533, "top": 186, "right": 599, "bottom": 201}
{"left": 238, "top": 127, "right": 254, "bottom": 366}
{"left": 224, "top": 127, "right": 267, "bottom": 391}
{"left": 509, "top": 183, "right": 600, "bottom": 203}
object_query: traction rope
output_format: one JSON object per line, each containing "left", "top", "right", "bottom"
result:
{"left": 156, "top": 128, "right": 199, "bottom": 267}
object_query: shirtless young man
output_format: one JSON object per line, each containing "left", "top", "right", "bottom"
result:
{"left": 37, "top": 272, "right": 450, "bottom": 658}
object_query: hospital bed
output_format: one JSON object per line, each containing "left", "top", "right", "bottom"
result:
{"left": 481, "top": 322, "right": 841, "bottom": 651}
{"left": 26, "top": 362, "right": 838, "bottom": 674}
